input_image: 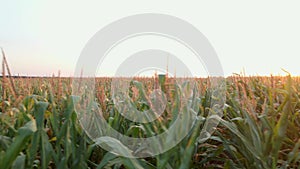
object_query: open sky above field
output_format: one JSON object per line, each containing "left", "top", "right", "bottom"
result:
{"left": 1, "top": 1, "right": 300, "bottom": 77}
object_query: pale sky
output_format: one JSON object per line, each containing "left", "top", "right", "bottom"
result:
{"left": 1, "top": 1, "right": 300, "bottom": 77}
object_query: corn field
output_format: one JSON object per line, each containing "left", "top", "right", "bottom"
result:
{"left": 0, "top": 75, "right": 299, "bottom": 169}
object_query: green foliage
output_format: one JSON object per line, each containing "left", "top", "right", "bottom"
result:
{"left": 0, "top": 76, "right": 299, "bottom": 168}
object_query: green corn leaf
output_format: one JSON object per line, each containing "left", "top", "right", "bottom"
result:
{"left": 2, "top": 120, "right": 36, "bottom": 169}
{"left": 11, "top": 154, "right": 25, "bottom": 169}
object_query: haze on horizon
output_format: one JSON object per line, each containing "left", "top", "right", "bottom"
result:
{"left": 1, "top": 1, "right": 300, "bottom": 77}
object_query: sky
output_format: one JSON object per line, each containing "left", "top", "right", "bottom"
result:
{"left": 0, "top": 1, "right": 300, "bottom": 77}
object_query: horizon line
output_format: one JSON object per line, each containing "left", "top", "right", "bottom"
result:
{"left": 0, "top": 74, "right": 298, "bottom": 78}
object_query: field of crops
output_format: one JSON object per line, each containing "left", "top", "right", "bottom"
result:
{"left": 0, "top": 75, "right": 299, "bottom": 169}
